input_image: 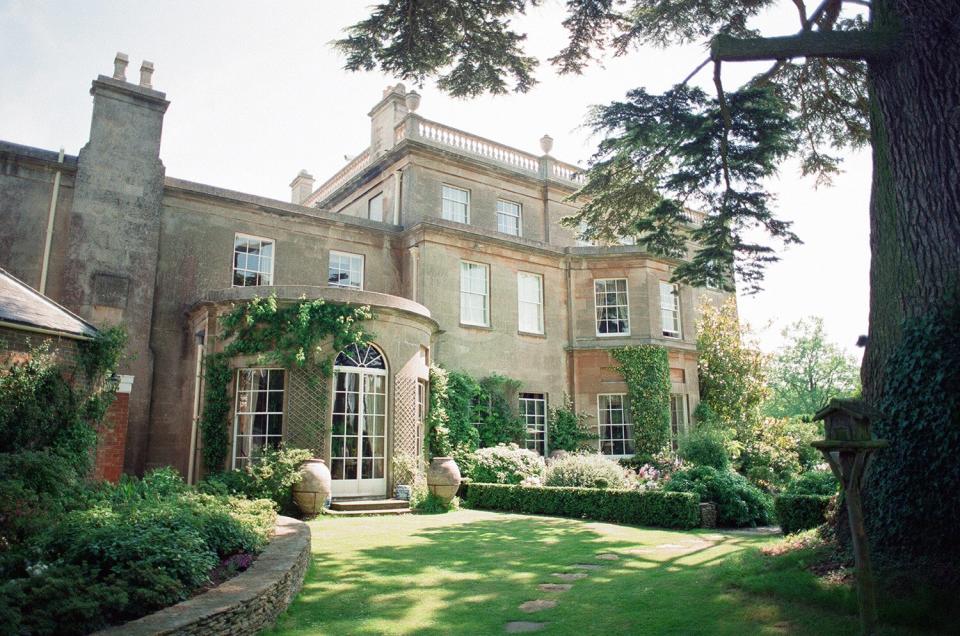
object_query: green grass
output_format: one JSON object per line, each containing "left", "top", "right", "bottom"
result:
{"left": 266, "top": 510, "right": 930, "bottom": 635}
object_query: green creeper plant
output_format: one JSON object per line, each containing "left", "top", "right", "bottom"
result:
{"left": 547, "top": 394, "right": 596, "bottom": 452}
{"left": 610, "top": 345, "right": 671, "bottom": 462}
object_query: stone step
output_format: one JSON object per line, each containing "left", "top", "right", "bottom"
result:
{"left": 329, "top": 498, "right": 410, "bottom": 512}
{"left": 324, "top": 507, "right": 411, "bottom": 517}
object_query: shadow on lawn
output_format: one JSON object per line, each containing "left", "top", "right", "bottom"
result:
{"left": 266, "top": 514, "right": 853, "bottom": 636}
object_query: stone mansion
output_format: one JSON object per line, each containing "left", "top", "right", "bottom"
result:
{"left": 0, "top": 55, "right": 731, "bottom": 496}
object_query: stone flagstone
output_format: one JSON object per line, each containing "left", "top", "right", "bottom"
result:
{"left": 519, "top": 599, "right": 558, "bottom": 613}
{"left": 596, "top": 553, "right": 620, "bottom": 560}
{"left": 505, "top": 621, "right": 549, "bottom": 633}
{"left": 571, "top": 563, "right": 603, "bottom": 570}
{"left": 552, "top": 572, "right": 587, "bottom": 581}
{"left": 537, "top": 583, "right": 572, "bottom": 592}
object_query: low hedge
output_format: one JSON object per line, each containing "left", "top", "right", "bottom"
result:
{"left": 775, "top": 494, "right": 833, "bottom": 535}
{"left": 466, "top": 483, "right": 700, "bottom": 529}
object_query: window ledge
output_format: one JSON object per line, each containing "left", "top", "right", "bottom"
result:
{"left": 459, "top": 323, "right": 493, "bottom": 331}
{"left": 518, "top": 330, "right": 547, "bottom": 339}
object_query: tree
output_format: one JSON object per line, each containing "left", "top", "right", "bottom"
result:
{"left": 766, "top": 316, "right": 861, "bottom": 418}
{"left": 335, "top": 0, "right": 960, "bottom": 406}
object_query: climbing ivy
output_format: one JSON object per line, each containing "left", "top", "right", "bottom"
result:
{"left": 199, "top": 295, "right": 372, "bottom": 473}
{"left": 611, "top": 345, "right": 671, "bottom": 462}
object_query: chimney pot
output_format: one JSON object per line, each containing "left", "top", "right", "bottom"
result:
{"left": 113, "top": 52, "right": 129, "bottom": 81}
{"left": 139, "top": 61, "right": 155, "bottom": 89}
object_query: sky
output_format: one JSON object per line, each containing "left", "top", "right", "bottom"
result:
{"left": 0, "top": 0, "right": 870, "bottom": 359}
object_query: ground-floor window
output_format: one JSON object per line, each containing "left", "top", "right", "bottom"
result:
{"left": 670, "top": 394, "right": 689, "bottom": 449}
{"left": 598, "top": 394, "right": 635, "bottom": 457}
{"left": 232, "top": 368, "right": 285, "bottom": 468}
{"left": 331, "top": 344, "right": 387, "bottom": 486}
{"left": 520, "top": 392, "right": 547, "bottom": 455}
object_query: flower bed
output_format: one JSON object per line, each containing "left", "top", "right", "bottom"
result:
{"left": 465, "top": 483, "right": 700, "bottom": 529}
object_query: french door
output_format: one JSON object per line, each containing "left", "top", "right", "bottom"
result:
{"left": 330, "top": 345, "right": 387, "bottom": 497}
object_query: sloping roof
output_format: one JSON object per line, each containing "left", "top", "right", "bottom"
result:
{"left": 0, "top": 268, "right": 98, "bottom": 339}
{"left": 813, "top": 398, "right": 884, "bottom": 422}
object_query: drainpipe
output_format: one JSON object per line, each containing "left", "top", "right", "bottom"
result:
{"left": 393, "top": 168, "right": 403, "bottom": 225}
{"left": 39, "top": 148, "right": 65, "bottom": 294}
{"left": 187, "top": 326, "right": 206, "bottom": 484}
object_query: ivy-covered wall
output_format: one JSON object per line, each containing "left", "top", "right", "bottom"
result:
{"left": 611, "top": 345, "right": 672, "bottom": 462}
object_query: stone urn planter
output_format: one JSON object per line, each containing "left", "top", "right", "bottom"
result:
{"left": 427, "top": 457, "right": 461, "bottom": 503}
{"left": 292, "top": 458, "right": 332, "bottom": 515}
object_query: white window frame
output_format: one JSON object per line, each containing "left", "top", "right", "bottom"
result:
{"left": 441, "top": 184, "right": 470, "bottom": 223}
{"left": 520, "top": 393, "right": 547, "bottom": 456}
{"left": 597, "top": 393, "right": 635, "bottom": 458}
{"left": 660, "top": 281, "right": 682, "bottom": 338}
{"left": 459, "top": 260, "right": 490, "bottom": 327}
{"left": 416, "top": 379, "right": 427, "bottom": 462}
{"left": 232, "top": 233, "right": 275, "bottom": 287}
{"left": 594, "top": 278, "right": 631, "bottom": 337}
{"left": 328, "top": 250, "right": 365, "bottom": 290}
{"left": 670, "top": 393, "right": 689, "bottom": 449}
{"left": 496, "top": 199, "right": 522, "bottom": 237}
{"left": 368, "top": 192, "right": 384, "bottom": 222}
{"left": 517, "top": 272, "right": 544, "bottom": 335}
{"left": 232, "top": 368, "right": 285, "bottom": 469}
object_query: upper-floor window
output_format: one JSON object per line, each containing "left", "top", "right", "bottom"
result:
{"left": 595, "top": 278, "right": 630, "bottom": 336}
{"left": 328, "top": 251, "right": 364, "bottom": 289}
{"left": 460, "top": 261, "right": 489, "bottom": 326}
{"left": 442, "top": 185, "right": 470, "bottom": 223}
{"left": 233, "top": 368, "right": 285, "bottom": 468}
{"left": 598, "top": 393, "right": 635, "bottom": 457}
{"left": 497, "top": 200, "right": 521, "bottom": 236}
{"left": 517, "top": 272, "right": 544, "bottom": 334}
{"left": 368, "top": 192, "right": 384, "bottom": 222}
{"left": 233, "top": 233, "right": 274, "bottom": 287}
{"left": 660, "top": 281, "right": 681, "bottom": 338}
{"left": 520, "top": 392, "right": 547, "bottom": 455}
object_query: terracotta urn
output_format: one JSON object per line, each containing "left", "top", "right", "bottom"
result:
{"left": 292, "top": 458, "right": 332, "bottom": 515}
{"left": 427, "top": 457, "right": 461, "bottom": 503}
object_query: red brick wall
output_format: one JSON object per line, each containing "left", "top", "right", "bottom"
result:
{"left": 94, "top": 392, "right": 129, "bottom": 482}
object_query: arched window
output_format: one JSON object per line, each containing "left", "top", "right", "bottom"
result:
{"left": 335, "top": 343, "right": 386, "bottom": 369}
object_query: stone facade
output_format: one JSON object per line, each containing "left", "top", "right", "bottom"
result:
{"left": 0, "top": 56, "right": 733, "bottom": 489}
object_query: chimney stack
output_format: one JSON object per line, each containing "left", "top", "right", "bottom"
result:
{"left": 290, "top": 170, "right": 315, "bottom": 205}
{"left": 139, "top": 61, "right": 155, "bottom": 89}
{"left": 113, "top": 52, "right": 129, "bottom": 81}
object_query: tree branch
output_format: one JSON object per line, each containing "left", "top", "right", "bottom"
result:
{"left": 711, "top": 31, "right": 896, "bottom": 63}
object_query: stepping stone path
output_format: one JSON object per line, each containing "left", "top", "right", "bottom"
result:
{"left": 596, "top": 553, "right": 620, "bottom": 560}
{"left": 519, "top": 599, "right": 558, "bottom": 613}
{"left": 571, "top": 563, "right": 603, "bottom": 570}
{"left": 537, "top": 583, "right": 572, "bottom": 592}
{"left": 552, "top": 572, "right": 587, "bottom": 581}
{"left": 505, "top": 621, "right": 549, "bottom": 633}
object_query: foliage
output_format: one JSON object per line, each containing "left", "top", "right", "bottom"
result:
{"left": 0, "top": 468, "right": 275, "bottom": 635}
{"left": 696, "top": 299, "right": 769, "bottom": 443}
{"left": 677, "top": 428, "right": 730, "bottom": 470}
{"left": 864, "top": 299, "right": 960, "bottom": 579}
{"left": 737, "top": 417, "right": 820, "bottom": 491}
{"left": 469, "top": 443, "right": 545, "bottom": 485}
{"left": 414, "top": 493, "right": 460, "bottom": 514}
{"left": 475, "top": 374, "right": 525, "bottom": 447}
{"left": 783, "top": 470, "right": 838, "bottom": 497}
{"left": 466, "top": 483, "right": 700, "bottom": 530}
{"left": 200, "top": 295, "right": 372, "bottom": 472}
{"left": 766, "top": 317, "right": 861, "bottom": 419}
{"left": 610, "top": 345, "right": 671, "bottom": 462}
{"left": 544, "top": 453, "right": 629, "bottom": 490}
{"left": 391, "top": 452, "right": 423, "bottom": 486}
{"left": 200, "top": 446, "right": 312, "bottom": 512}
{"left": 0, "top": 450, "right": 83, "bottom": 550}
{"left": 0, "top": 328, "right": 126, "bottom": 474}
{"left": 665, "top": 466, "right": 773, "bottom": 528}
{"left": 426, "top": 366, "right": 480, "bottom": 468}
{"left": 547, "top": 394, "right": 596, "bottom": 452}
{"left": 774, "top": 495, "right": 834, "bottom": 535}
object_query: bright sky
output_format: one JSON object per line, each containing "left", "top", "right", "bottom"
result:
{"left": 0, "top": 0, "right": 870, "bottom": 358}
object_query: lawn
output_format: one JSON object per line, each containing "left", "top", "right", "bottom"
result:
{"left": 266, "top": 509, "right": 925, "bottom": 635}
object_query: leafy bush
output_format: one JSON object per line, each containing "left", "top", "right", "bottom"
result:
{"left": 544, "top": 453, "right": 629, "bottom": 489}
{"left": 547, "top": 395, "right": 596, "bottom": 452}
{"left": 475, "top": 374, "right": 525, "bottom": 447}
{"left": 200, "top": 446, "right": 312, "bottom": 511}
{"left": 467, "top": 483, "right": 700, "bottom": 529}
{"left": 610, "top": 345, "right": 671, "bottom": 461}
{"left": 469, "top": 443, "right": 545, "bottom": 485}
{"left": 677, "top": 428, "right": 730, "bottom": 470}
{"left": 0, "top": 450, "right": 83, "bottom": 548}
{"left": 775, "top": 494, "right": 833, "bottom": 535}
{"left": 784, "top": 470, "right": 838, "bottom": 496}
{"left": 664, "top": 466, "right": 774, "bottom": 527}
{"left": 414, "top": 492, "right": 460, "bottom": 514}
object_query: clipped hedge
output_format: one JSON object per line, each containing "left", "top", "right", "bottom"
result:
{"left": 466, "top": 483, "right": 700, "bottom": 529}
{"left": 775, "top": 494, "right": 832, "bottom": 535}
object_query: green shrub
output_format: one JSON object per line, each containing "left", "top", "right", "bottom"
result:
{"left": 775, "top": 494, "right": 833, "bottom": 534}
{"left": 469, "top": 443, "right": 545, "bottom": 485}
{"left": 0, "top": 450, "right": 83, "bottom": 547}
{"left": 414, "top": 493, "right": 460, "bottom": 514}
{"left": 610, "top": 345, "right": 672, "bottom": 461}
{"left": 784, "top": 470, "right": 838, "bottom": 496}
{"left": 677, "top": 428, "right": 730, "bottom": 470}
{"left": 547, "top": 395, "right": 596, "bottom": 452}
{"left": 467, "top": 483, "right": 699, "bottom": 529}
{"left": 200, "top": 446, "right": 312, "bottom": 511}
{"left": 475, "top": 374, "right": 525, "bottom": 447}
{"left": 664, "top": 465, "right": 773, "bottom": 527}
{"left": 544, "top": 453, "right": 629, "bottom": 489}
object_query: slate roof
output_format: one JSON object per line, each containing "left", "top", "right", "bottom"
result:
{"left": 813, "top": 397, "right": 884, "bottom": 422}
{"left": 0, "top": 268, "right": 98, "bottom": 339}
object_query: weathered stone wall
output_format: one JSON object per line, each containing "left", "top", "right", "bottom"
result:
{"left": 94, "top": 515, "right": 311, "bottom": 636}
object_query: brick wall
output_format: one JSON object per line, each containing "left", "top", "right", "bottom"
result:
{"left": 93, "top": 392, "right": 129, "bottom": 482}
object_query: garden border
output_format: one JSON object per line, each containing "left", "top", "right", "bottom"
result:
{"left": 94, "top": 515, "right": 311, "bottom": 636}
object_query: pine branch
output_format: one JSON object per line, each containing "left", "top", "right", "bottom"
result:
{"left": 712, "top": 30, "right": 896, "bottom": 63}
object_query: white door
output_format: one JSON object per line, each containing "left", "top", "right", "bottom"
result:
{"left": 330, "top": 345, "right": 387, "bottom": 498}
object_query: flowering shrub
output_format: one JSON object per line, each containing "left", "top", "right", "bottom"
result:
{"left": 633, "top": 463, "right": 662, "bottom": 490}
{"left": 470, "top": 443, "right": 545, "bottom": 485}
{"left": 544, "top": 453, "right": 630, "bottom": 489}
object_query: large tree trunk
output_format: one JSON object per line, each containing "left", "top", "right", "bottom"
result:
{"left": 862, "top": 0, "right": 960, "bottom": 402}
